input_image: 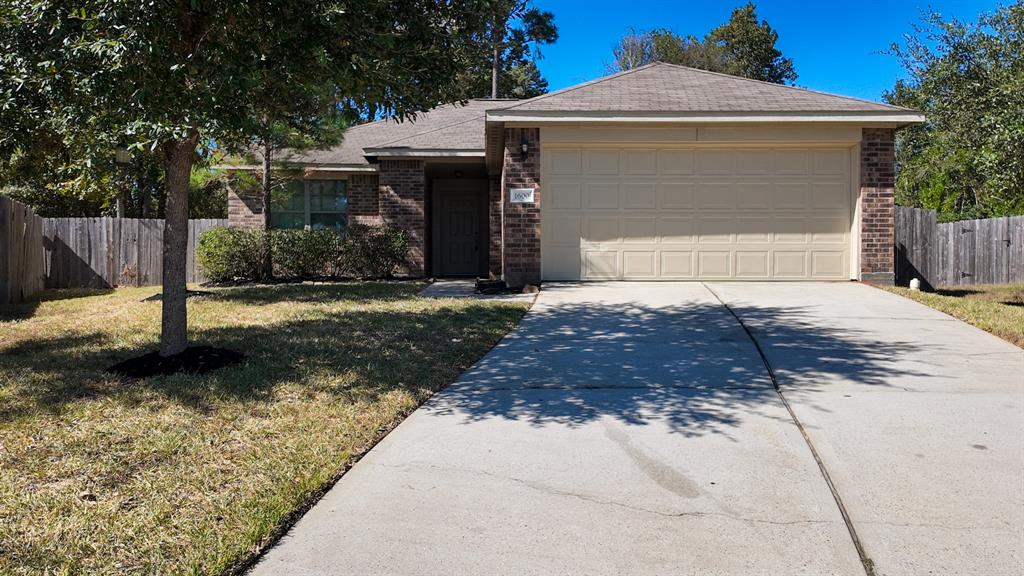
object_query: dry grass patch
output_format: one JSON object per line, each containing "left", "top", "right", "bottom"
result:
{"left": 0, "top": 282, "right": 528, "bottom": 575}
{"left": 882, "top": 283, "right": 1024, "bottom": 348}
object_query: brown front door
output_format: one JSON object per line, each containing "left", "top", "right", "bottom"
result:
{"left": 434, "top": 180, "right": 485, "bottom": 277}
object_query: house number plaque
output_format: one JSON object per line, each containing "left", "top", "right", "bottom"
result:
{"left": 510, "top": 188, "right": 535, "bottom": 204}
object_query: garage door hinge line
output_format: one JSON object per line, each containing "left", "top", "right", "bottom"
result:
{"left": 701, "top": 282, "right": 876, "bottom": 576}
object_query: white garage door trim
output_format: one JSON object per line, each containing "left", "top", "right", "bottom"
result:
{"left": 540, "top": 142, "right": 859, "bottom": 281}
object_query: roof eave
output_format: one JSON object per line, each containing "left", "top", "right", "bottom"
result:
{"left": 486, "top": 110, "right": 926, "bottom": 126}
{"left": 362, "top": 148, "right": 485, "bottom": 158}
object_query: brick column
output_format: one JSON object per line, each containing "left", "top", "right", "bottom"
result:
{"left": 348, "top": 173, "right": 382, "bottom": 226}
{"left": 488, "top": 174, "right": 502, "bottom": 278}
{"left": 860, "top": 128, "right": 896, "bottom": 284}
{"left": 379, "top": 159, "right": 426, "bottom": 277}
{"left": 502, "top": 127, "right": 541, "bottom": 287}
{"left": 226, "top": 179, "right": 265, "bottom": 229}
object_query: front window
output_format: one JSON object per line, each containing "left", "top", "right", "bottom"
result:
{"left": 271, "top": 179, "right": 348, "bottom": 233}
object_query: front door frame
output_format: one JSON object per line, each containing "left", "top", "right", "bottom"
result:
{"left": 431, "top": 178, "right": 489, "bottom": 277}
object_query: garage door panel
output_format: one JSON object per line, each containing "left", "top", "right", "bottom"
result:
{"left": 735, "top": 218, "right": 772, "bottom": 244}
{"left": 622, "top": 217, "right": 657, "bottom": 244}
{"left": 776, "top": 150, "right": 809, "bottom": 175}
{"left": 812, "top": 251, "right": 846, "bottom": 277}
{"left": 811, "top": 181, "right": 848, "bottom": 209}
{"left": 584, "top": 182, "right": 619, "bottom": 209}
{"left": 813, "top": 150, "right": 847, "bottom": 175}
{"left": 774, "top": 251, "right": 809, "bottom": 278}
{"left": 657, "top": 217, "right": 694, "bottom": 244}
{"left": 542, "top": 145, "right": 851, "bottom": 281}
{"left": 625, "top": 150, "right": 658, "bottom": 174}
{"left": 660, "top": 251, "right": 695, "bottom": 277}
{"left": 621, "top": 182, "right": 657, "bottom": 209}
{"left": 544, "top": 246, "right": 581, "bottom": 280}
{"left": 736, "top": 150, "right": 773, "bottom": 175}
{"left": 736, "top": 251, "right": 770, "bottom": 278}
{"left": 658, "top": 150, "right": 695, "bottom": 174}
{"left": 658, "top": 182, "right": 694, "bottom": 209}
{"left": 695, "top": 218, "right": 733, "bottom": 244}
{"left": 698, "top": 251, "right": 732, "bottom": 277}
{"left": 549, "top": 182, "right": 582, "bottom": 210}
{"left": 584, "top": 217, "right": 619, "bottom": 244}
{"left": 549, "top": 150, "right": 582, "bottom": 175}
{"left": 773, "top": 182, "right": 810, "bottom": 210}
{"left": 584, "top": 150, "right": 620, "bottom": 174}
{"left": 622, "top": 250, "right": 657, "bottom": 277}
{"left": 697, "top": 150, "right": 733, "bottom": 175}
{"left": 548, "top": 216, "right": 582, "bottom": 245}
{"left": 695, "top": 183, "right": 735, "bottom": 210}
{"left": 736, "top": 182, "right": 772, "bottom": 210}
{"left": 585, "top": 250, "right": 618, "bottom": 278}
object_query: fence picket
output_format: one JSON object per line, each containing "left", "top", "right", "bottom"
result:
{"left": 896, "top": 206, "right": 1024, "bottom": 288}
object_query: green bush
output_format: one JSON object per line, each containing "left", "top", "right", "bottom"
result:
{"left": 270, "top": 229, "right": 340, "bottom": 279}
{"left": 338, "top": 224, "right": 410, "bottom": 279}
{"left": 196, "top": 227, "right": 265, "bottom": 282}
{"left": 196, "top": 224, "right": 410, "bottom": 283}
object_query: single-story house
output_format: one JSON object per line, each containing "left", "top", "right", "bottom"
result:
{"left": 227, "top": 62, "right": 924, "bottom": 286}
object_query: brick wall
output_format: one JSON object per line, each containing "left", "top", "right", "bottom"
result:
{"left": 227, "top": 180, "right": 265, "bottom": 229}
{"left": 860, "top": 128, "right": 896, "bottom": 284}
{"left": 379, "top": 159, "right": 426, "bottom": 276}
{"left": 348, "top": 173, "right": 382, "bottom": 226}
{"left": 488, "top": 174, "right": 502, "bottom": 277}
{"left": 502, "top": 127, "right": 541, "bottom": 287}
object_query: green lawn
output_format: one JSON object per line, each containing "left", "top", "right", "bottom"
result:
{"left": 882, "top": 283, "right": 1024, "bottom": 348}
{"left": 0, "top": 282, "right": 529, "bottom": 575}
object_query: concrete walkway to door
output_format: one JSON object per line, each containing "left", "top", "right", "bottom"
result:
{"left": 249, "top": 282, "right": 1023, "bottom": 576}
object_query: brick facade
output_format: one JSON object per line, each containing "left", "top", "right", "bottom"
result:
{"left": 488, "top": 174, "right": 502, "bottom": 277}
{"left": 348, "top": 173, "right": 382, "bottom": 226}
{"left": 379, "top": 159, "right": 426, "bottom": 276}
{"left": 859, "top": 128, "right": 896, "bottom": 284}
{"left": 502, "top": 128, "right": 542, "bottom": 287}
{"left": 226, "top": 180, "right": 265, "bottom": 229}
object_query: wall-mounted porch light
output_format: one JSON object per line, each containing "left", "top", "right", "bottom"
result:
{"left": 520, "top": 137, "right": 529, "bottom": 161}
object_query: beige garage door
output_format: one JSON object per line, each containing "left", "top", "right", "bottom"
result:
{"left": 541, "top": 146, "right": 853, "bottom": 281}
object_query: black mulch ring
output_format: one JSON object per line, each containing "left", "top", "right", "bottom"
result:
{"left": 142, "top": 290, "right": 215, "bottom": 302}
{"left": 108, "top": 346, "right": 244, "bottom": 378}
{"left": 476, "top": 278, "right": 515, "bottom": 295}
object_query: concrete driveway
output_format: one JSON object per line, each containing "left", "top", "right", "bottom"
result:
{"left": 250, "top": 282, "right": 1024, "bottom": 576}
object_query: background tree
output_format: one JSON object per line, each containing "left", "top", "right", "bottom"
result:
{"left": 459, "top": 0, "right": 558, "bottom": 99}
{"left": 885, "top": 5, "right": 1024, "bottom": 221}
{"left": 4, "top": 0, "right": 487, "bottom": 357}
{"left": 610, "top": 3, "right": 796, "bottom": 85}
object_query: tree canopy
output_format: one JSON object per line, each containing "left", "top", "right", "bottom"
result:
{"left": 611, "top": 3, "right": 796, "bottom": 85}
{"left": 885, "top": 5, "right": 1024, "bottom": 221}
{"left": 458, "top": 0, "right": 558, "bottom": 99}
{"left": 2, "top": 0, "right": 489, "bottom": 356}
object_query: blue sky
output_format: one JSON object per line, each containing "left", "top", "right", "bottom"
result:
{"left": 532, "top": 0, "right": 999, "bottom": 102}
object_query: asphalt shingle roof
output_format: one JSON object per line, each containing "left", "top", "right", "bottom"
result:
{"left": 496, "top": 62, "right": 912, "bottom": 114}
{"left": 281, "top": 99, "right": 515, "bottom": 166}
{"left": 282, "top": 63, "right": 916, "bottom": 167}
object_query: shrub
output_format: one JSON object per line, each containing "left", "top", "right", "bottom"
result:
{"left": 197, "top": 224, "right": 410, "bottom": 283}
{"left": 271, "top": 229, "right": 340, "bottom": 279}
{"left": 196, "top": 227, "right": 265, "bottom": 282}
{"left": 338, "top": 224, "right": 410, "bottom": 279}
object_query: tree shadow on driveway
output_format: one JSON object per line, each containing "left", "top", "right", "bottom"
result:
{"left": 428, "top": 299, "right": 937, "bottom": 437}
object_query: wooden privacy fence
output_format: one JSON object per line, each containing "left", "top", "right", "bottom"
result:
{"left": 0, "top": 197, "right": 45, "bottom": 305}
{"left": 41, "top": 217, "right": 227, "bottom": 288}
{"left": 896, "top": 207, "right": 1024, "bottom": 289}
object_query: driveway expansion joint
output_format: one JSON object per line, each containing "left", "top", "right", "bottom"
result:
{"left": 702, "top": 282, "right": 877, "bottom": 576}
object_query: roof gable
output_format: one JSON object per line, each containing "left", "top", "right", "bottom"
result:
{"left": 492, "top": 62, "right": 915, "bottom": 116}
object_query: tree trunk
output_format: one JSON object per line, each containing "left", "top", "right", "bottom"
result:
{"left": 491, "top": 41, "right": 500, "bottom": 99}
{"left": 159, "top": 133, "right": 198, "bottom": 357}
{"left": 260, "top": 140, "right": 273, "bottom": 280}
